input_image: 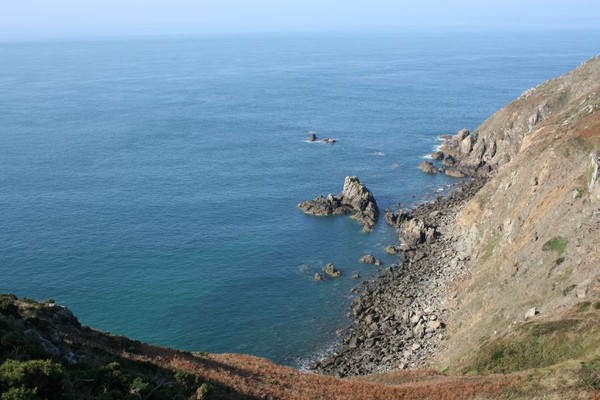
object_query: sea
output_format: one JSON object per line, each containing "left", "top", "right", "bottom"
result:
{"left": 1, "top": 29, "right": 598, "bottom": 367}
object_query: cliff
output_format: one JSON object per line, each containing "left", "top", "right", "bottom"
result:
{"left": 432, "top": 54, "right": 600, "bottom": 376}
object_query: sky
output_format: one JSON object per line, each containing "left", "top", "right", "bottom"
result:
{"left": 0, "top": 0, "right": 599, "bottom": 39}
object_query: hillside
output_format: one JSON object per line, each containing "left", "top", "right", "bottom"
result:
{"left": 433, "top": 55, "right": 600, "bottom": 374}
{"left": 2, "top": 55, "right": 600, "bottom": 399}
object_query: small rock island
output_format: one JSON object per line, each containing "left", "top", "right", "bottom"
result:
{"left": 298, "top": 176, "right": 379, "bottom": 232}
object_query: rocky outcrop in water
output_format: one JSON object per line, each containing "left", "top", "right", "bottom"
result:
{"left": 298, "top": 176, "right": 379, "bottom": 232}
{"left": 419, "top": 161, "right": 437, "bottom": 174}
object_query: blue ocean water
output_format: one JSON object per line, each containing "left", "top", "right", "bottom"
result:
{"left": 1, "top": 29, "right": 598, "bottom": 366}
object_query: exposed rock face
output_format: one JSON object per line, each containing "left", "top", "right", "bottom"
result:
{"left": 431, "top": 151, "right": 444, "bottom": 160}
{"left": 298, "top": 176, "right": 379, "bottom": 232}
{"left": 419, "top": 161, "right": 437, "bottom": 174}
{"left": 442, "top": 155, "right": 457, "bottom": 167}
{"left": 384, "top": 209, "right": 410, "bottom": 228}
{"left": 434, "top": 55, "right": 600, "bottom": 178}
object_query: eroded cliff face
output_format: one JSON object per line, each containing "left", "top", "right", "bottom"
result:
{"left": 440, "top": 55, "right": 600, "bottom": 177}
{"left": 436, "top": 55, "right": 600, "bottom": 370}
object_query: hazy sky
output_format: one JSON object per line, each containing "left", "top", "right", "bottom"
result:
{"left": 1, "top": 0, "right": 599, "bottom": 39}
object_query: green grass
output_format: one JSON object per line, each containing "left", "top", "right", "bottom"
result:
{"left": 542, "top": 236, "right": 568, "bottom": 256}
{"left": 467, "top": 311, "right": 600, "bottom": 374}
{"left": 482, "top": 233, "right": 503, "bottom": 262}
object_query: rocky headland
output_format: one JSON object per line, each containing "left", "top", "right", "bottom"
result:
{"left": 298, "top": 176, "right": 379, "bottom": 232}
{"left": 309, "top": 55, "right": 600, "bottom": 389}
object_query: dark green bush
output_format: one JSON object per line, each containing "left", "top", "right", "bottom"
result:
{"left": 0, "top": 299, "right": 19, "bottom": 318}
{"left": 0, "top": 359, "right": 65, "bottom": 399}
{"left": 1, "top": 385, "right": 39, "bottom": 400}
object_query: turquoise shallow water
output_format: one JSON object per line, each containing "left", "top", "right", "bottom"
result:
{"left": 1, "top": 30, "right": 599, "bottom": 366}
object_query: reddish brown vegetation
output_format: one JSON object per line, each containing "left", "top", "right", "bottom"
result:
{"left": 123, "top": 345, "right": 518, "bottom": 399}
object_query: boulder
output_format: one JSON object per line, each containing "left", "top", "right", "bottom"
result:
{"left": 444, "top": 169, "right": 465, "bottom": 178}
{"left": 384, "top": 245, "right": 398, "bottom": 255}
{"left": 525, "top": 307, "right": 537, "bottom": 319}
{"left": 419, "top": 161, "right": 437, "bottom": 174}
{"left": 352, "top": 272, "right": 360, "bottom": 280}
{"left": 313, "top": 272, "right": 324, "bottom": 281}
{"left": 359, "top": 254, "right": 376, "bottom": 264}
{"left": 308, "top": 132, "right": 317, "bottom": 142}
{"left": 322, "top": 138, "right": 337, "bottom": 144}
{"left": 323, "top": 263, "right": 342, "bottom": 278}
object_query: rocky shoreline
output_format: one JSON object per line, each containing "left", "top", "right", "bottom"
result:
{"left": 309, "top": 177, "right": 487, "bottom": 377}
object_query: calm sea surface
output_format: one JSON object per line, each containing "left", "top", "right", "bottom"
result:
{"left": 1, "top": 29, "right": 598, "bottom": 366}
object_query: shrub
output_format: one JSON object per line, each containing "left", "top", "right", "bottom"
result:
{"left": 128, "top": 376, "right": 149, "bottom": 397}
{"left": 1, "top": 386, "right": 39, "bottom": 400}
{"left": 196, "top": 383, "right": 213, "bottom": 399}
{"left": 0, "top": 359, "right": 64, "bottom": 399}
{"left": 0, "top": 299, "right": 19, "bottom": 318}
{"left": 542, "top": 236, "right": 568, "bottom": 256}
{"left": 174, "top": 370, "right": 201, "bottom": 390}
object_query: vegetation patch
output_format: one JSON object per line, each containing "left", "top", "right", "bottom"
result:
{"left": 579, "top": 358, "right": 600, "bottom": 391}
{"left": 466, "top": 310, "right": 600, "bottom": 374}
{"left": 542, "top": 236, "right": 568, "bottom": 256}
{"left": 482, "top": 233, "right": 503, "bottom": 262}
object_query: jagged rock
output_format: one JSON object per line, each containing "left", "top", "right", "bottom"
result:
{"left": 384, "top": 245, "right": 398, "bottom": 254}
{"left": 308, "top": 132, "right": 317, "bottom": 142}
{"left": 323, "top": 263, "right": 341, "bottom": 278}
{"left": 360, "top": 254, "right": 376, "bottom": 264}
{"left": 459, "top": 133, "right": 476, "bottom": 155}
{"left": 456, "top": 128, "right": 470, "bottom": 141}
{"left": 419, "top": 161, "right": 437, "bottom": 174}
{"left": 431, "top": 151, "right": 444, "bottom": 160}
{"left": 298, "top": 176, "right": 379, "bottom": 232}
{"left": 385, "top": 209, "right": 410, "bottom": 228}
{"left": 322, "top": 138, "right": 337, "bottom": 144}
{"left": 314, "top": 272, "right": 324, "bottom": 281}
{"left": 442, "top": 155, "right": 457, "bottom": 167}
{"left": 352, "top": 272, "right": 361, "bottom": 280}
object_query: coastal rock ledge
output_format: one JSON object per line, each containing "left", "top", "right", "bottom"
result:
{"left": 298, "top": 176, "right": 379, "bottom": 232}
